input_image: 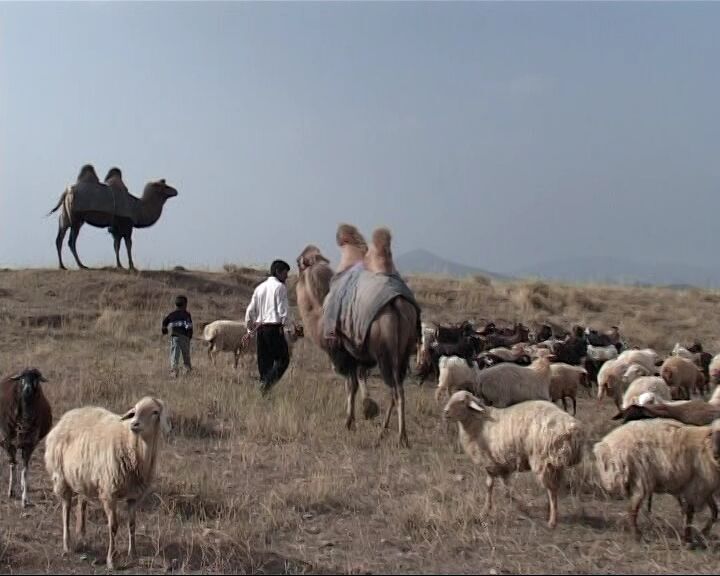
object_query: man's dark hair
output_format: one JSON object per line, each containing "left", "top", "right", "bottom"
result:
{"left": 175, "top": 295, "right": 188, "bottom": 308}
{"left": 270, "top": 260, "right": 290, "bottom": 278}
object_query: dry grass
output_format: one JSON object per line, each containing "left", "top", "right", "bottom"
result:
{"left": 1, "top": 267, "right": 719, "bottom": 574}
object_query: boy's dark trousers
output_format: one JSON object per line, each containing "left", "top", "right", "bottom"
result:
{"left": 256, "top": 324, "right": 289, "bottom": 393}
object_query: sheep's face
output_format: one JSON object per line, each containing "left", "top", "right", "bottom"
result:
{"left": 12, "top": 368, "right": 47, "bottom": 400}
{"left": 443, "top": 390, "right": 486, "bottom": 422}
{"left": 121, "top": 397, "right": 171, "bottom": 438}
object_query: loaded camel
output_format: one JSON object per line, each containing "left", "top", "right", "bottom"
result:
{"left": 296, "top": 224, "right": 421, "bottom": 447}
{"left": 48, "top": 164, "right": 178, "bottom": 270}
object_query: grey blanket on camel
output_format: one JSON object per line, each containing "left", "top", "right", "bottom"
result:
{"left": 323, "top": 263, "right": 421, "bottom": 355}
{"left": 68, "top": 181, "right": 136, "bottom": 221}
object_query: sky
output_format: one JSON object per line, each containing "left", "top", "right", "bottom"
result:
{"left": 1, "top": 2, "right": 719, "bottom": 275}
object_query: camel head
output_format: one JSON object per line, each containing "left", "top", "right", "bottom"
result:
{"left": 296, "top": 245, "right": 329, "bottom": 273}
{"left": 143, "top": 179, "right": 178, "bottom": 202}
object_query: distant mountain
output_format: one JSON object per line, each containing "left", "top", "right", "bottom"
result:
{"left": 396, "top": 249, "right": 508, "bottom": 280}
{"left": 511, "top": 256, "right": 720, "bottom": 289}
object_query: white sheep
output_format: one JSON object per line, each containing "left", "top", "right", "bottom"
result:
{"left": 621, "top": 376, "right": 671, "bottom": 410}
{"left": 436, "top": 355, "right": 552, "bottom": 407}
{"left": 594, "top": 418, "right": 720, "bottom": 542}
{"left": 44, "top": 397, "right": 171, "bottom": 570}
{"left": 443, "top": 390, "right": 584, "bottom": 528}
{"left": 709, "top": 354, "right": 720, "bottom": 386}
{"left": 672, "top": 342, "right": 695, "bottom": 360}
{"left": 202, "top": 320, "right": 303, "bottom": 369}
{"left": 636, "top": 391, "right": 689, "bottom": 407}
{"left": 586, "top": 344, "right": 618, "bottom": 362}
{"left": 417, "top": 322, "right": 438, "bottom": 368}
{"left": 616, "top": 348, "right": 660, "bottom": 374}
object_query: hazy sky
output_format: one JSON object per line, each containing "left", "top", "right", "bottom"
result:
{"left": 1, "top": 2, "right": 719, "bottom": 274}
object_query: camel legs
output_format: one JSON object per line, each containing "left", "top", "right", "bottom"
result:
{"left": 345, "top": 371, "right": 359, "bottom": 430}
{"left": 68, "top": 221, "right": 88, "bottom": 269}
{"left": 124, "top": 234, "right": 135, "bottom": 271}
{"left": 396, "top": 383, "right": 408, "bottom": 447}
{"left": 55, "top": 222, "right": 68, "bottom": 270}
{"left": 112, "top": 232, "right": 124, "bottom": 268}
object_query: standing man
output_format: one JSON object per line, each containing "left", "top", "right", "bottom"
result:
{"left": 245, "top": 260, "right": 292, "bottom": 395}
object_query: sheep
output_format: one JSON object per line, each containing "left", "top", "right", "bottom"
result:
{"left": 611, "top": 397, "right": 720, "bottom": 426}
{"left": 708, "top": 354, "right": 720, "bottom": 387}
{"left": 586, "top": 344, "right": 618, "bottom": 362}
{"left": 436, "top": 355, "right": 552, "bottom": 407}
{"left": 44, "top": 397, "right": 171, "bottom": 570}
{"left": 0, "top": 368, "right": 52, "bottom": 508}
{"left": 417, "top": 322, "right": 438, "bottom": 368}
{"left": 436, "top": 356, "right": 481, "bottom": 403}
{"left": 443, "top": 390, "right": 584, "bottom": 528}
{"left": 621, "top": 376, "right": 671, "bottom": 410}
{"left": 616, "top": 348, "right": 660, "bottom": 373}
{"left": 202, "top": 320, "right": 303, "bottom": 369}
{"left": 594, "top": 418, "right": 720, "bottom": 542}
{"left": 660, "top": 355, "right": 707, "bottom": 398}
{"left": 548, "top": 363, "right": 589, "bottom": 415}
{"left": 636, "top": 391, "right": 690, "bottom": 407}
{"left": 672, "top": 343, "right": 695, "bottom": 360}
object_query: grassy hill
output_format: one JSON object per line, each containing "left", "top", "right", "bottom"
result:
{"left": 1, "top": 267, "right": 719, "bottom": 573}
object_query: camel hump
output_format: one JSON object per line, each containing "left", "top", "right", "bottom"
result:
{"left": 372, "top": 228, "right": 392, "bottom": 253}
{"left": 364, "top": 226, "right": 396, "bottom": 274}
{"left": 104, "top": 167, "right": 123, "bottom": 182}
{"left": 336, "top": 223, "right": 368, "bottom": 251}
{"left": 77, "top": 164, "right": 99, "bottom": 184}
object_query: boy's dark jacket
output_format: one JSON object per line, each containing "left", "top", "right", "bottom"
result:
{"left": 162, "top": 310, "right": 193, "bottom": 338}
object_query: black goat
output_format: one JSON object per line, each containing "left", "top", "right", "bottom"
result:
{"left": 0, "top": 368, "right": 52, "bottom": 507}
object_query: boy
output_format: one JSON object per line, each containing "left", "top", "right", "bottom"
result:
{"left": 162, "top": 295, "right": 193, "bottom": 377}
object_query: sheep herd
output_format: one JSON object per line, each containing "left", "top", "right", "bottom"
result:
{"left": 3, "top": 310, "right": 720, "bottom": 571}
{"left": 423, "top": 319, "right": 720, "bottom": 544}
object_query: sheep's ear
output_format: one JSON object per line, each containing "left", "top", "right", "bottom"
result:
{"left": 39, "top": 374, "right": 48, "bottom": 383}
{"left": 120, "top": 409, "right": 135, "bottom": 421}
{"left": 10, "top": 373, "right": 22, "bottom": 381}
{"left": 468, "top": 400, "right": 485, "bottom": 414}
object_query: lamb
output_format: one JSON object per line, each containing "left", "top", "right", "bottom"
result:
{"left": 202, "top": 320, "right": 303, "bottom": 369}
{"left": 594, "top": 418, "right": 720, "bottom": 541}
{"left": 443, "top": 390, "right": 584, "bottom": 528}
{"left": 660, "top": 355, "right": 707, "bottom": 398}
{"left": 436, "top": 355, "right": 552, "bottom": 407}
{"left": 44, "top": 397, "right": 171, "bottom": 570}
{"left": 620, "top": 376, "right": 671, "bottom": 410}
{"left": 548, "top": 363, "right": 589, "bottom": 415}
{"left": 597, "top": 360, "right": 650, "bottom": 408}
{"left": 0, "top": 368, "right": 52, "bottom": 507}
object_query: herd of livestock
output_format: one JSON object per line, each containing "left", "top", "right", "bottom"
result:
{"left": 3, "top": 294, "right": 720, "bottom": 569}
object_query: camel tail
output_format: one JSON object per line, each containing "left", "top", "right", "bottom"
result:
{"left": 47, "top": 188, "right": 69, "bottom": 217}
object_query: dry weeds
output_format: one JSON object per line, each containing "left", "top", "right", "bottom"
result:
{"left": 0, "top": 268, "right": 718, "bottom": 574}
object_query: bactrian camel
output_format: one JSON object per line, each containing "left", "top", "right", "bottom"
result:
{"left": 296, "top": 224, "right": 420, "bottom": 447}
{"left": 48, "top": 164, "right": 178, "bottom": 270}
